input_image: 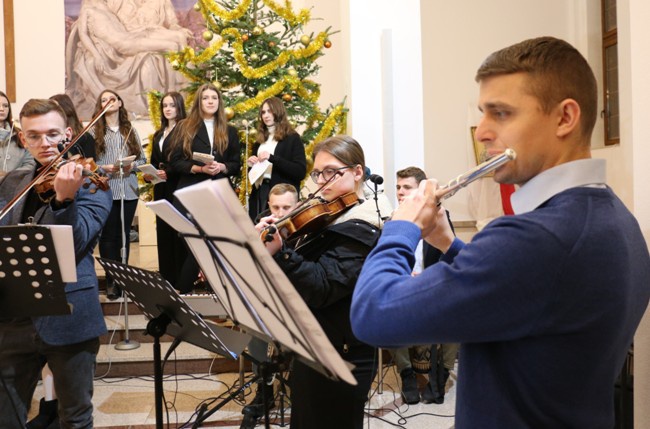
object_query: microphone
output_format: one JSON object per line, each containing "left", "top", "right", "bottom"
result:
{"left": 368, "top": 174, "right": 384, "bottom": 185}
{"left": 57, "top": 138, "right": 74, "bottom": 159}
{"left": 364, "top": 167, "right": 384, "bottom": 185}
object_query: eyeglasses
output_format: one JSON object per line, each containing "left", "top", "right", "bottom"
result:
{"left": 23, "top": 131, "right": 66, "bottom": 148}
{"left": 310, "top": 165, "right": 353, "bottom": 182}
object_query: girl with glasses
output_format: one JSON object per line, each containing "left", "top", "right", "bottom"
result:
{"left": 263, "top": 135, "right": 380, "bottom": 429}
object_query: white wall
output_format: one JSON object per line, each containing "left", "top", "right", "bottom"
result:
{"left": 619, "top": 0, "right": 650, "bottom": 425}
{"left": 346, "top": 0, "right": 425, "bottom": 201}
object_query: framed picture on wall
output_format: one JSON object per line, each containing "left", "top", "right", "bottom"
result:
{"left": 471, "top": 126, "right": 491, "bottom": 163}
{"left": 64, "top": 0, "right": 203, "bottom": 119}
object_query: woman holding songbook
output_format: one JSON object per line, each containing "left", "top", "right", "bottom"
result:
{"left": 144, "top": 91, "right": 187, "bottom": 285}
{"left": 91, "top": 89, "right": 146, "bottom": 299}
{"left": 168, "top": 83, "right": 240, "bottom": 293}
{"left": 168, "top": 83, "right": 240, "bottom": 192}
{"left": 246, "top": 96, "right": 306, "bottom": 221}
{"left": 262, "top": 135, "right": 380, "bottom": 429}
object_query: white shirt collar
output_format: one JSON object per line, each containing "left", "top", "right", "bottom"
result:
{"left": 511, "top": 158, "right": 606, "bottom": 214}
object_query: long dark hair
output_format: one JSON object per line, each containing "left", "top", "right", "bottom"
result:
{"left": 176, "top": 83, "right": 230, "bottom": 158}
{"left": 50, "top": 93, "right": 84, "bottom": 135}
{"left": 152, "top": 91, "right": 187, "bottom": 143}
{"left": 0, "top": 90, "right": 20, "bottom": 140}
{"left": 92, "top": 89, "right": 140, "bottom": 156}
{"left": 255, "top": 97, "right": 296, "bottom": 144}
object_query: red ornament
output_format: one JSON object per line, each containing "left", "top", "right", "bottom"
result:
{"left": 324, "top": 40, "right": 332, "bottom": 49}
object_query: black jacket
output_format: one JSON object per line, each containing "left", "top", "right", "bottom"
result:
{"left": 250, "top": 132, "right": 306, "bottom": 193}
{"left": 169, "top": 123, "right": 240, "bottom": 190}
{"left": 273, "top": 213, "right": 380, "bottom": 350}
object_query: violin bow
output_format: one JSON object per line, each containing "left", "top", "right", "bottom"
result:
{"left": 0, "top": 99, "right": 115, "bottom": 222}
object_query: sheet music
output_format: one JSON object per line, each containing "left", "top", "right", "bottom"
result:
{"left": 146, "top": 200, "right": 197, "bottom": 235}
{"left": 248, "top": 160, "right": 271, "bottom": 186}
{"left": 137, "top": 164, "right": 165, "bottom": 184}
{"left": 169, "top": 178, "right": 356, "bottom": 385}
{"left": 14, "top": 225, "right": 76, "bottom": 282}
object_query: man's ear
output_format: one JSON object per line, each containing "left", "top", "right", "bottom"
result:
{"left": 17, "top": 131, "right": 27, "bottom": 149}
{"left": 556, "top": 98, "right": 581, "bottom": 138}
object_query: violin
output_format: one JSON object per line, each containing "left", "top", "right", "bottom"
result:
{"left": 0, "top": 99, "right": 115, "bottom": 222}
{"left": 34, "top": 154, "right": 110, "bottom": 201}
{"left": 261, "top": 191, "right": 359, "bottom": 242}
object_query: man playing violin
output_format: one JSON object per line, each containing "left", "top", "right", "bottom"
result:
{"left": 263, "top": 135, "right": 381, "bottom": 429}
{"left": 0, "top": 99, "right": 112, "bottom": 428}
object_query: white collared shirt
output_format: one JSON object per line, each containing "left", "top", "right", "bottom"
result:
{"left": 511, "top": 158, "right": 607, "bottom": 215}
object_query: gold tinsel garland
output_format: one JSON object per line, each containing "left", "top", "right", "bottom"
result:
{"left": 197, "top": 0, "right": 310, "bottom": 27}
{"left": 262, "top": 0, "right": 311, "bottom": 26}
{"left": 147, "top": 92, "right": 163, "bottom": 131}
{"left": 198, "top": 0, "right": 252, "bottom": 22}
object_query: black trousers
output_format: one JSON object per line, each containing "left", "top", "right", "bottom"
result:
{"left": 289, "top": 344, "right": 377, "bottom": 429}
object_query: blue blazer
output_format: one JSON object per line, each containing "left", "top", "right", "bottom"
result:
{"left": 0, "top": 168, "right": 112, "bottom": 345}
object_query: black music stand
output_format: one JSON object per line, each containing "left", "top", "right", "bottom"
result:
{"left": 96, "top": 258, "right": 251, "bottom": 429}
{"left": 0, "top": 225, "right": 72, "bottom": 317}
{"left": 148, "top": 179, "right": 357, "bottom": 428}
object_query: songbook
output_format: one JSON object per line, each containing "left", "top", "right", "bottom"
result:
{"left": 248, "top": 160, "right": 271, "bottom": 186}
{"left": 137, "top": 164, "right": 165, "bottom": 184}
{"left": 192, "top": 152, "right": 214, "bottom": 164}
{"left": 112, "top": 155, "right": 136, "bottom": 169}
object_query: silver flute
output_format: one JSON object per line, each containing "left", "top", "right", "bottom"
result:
{"left": 436, "top": 148, "right": 517, "bottom": 200}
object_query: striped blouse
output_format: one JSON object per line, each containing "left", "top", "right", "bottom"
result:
{"left": 92, "top": 127, "right": 146, "bottom": 200}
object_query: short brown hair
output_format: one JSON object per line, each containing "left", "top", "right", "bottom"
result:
{"left": 396, "top": 166, "right": 426, "bottom": 184}
{"left": 269, "top": 183, "right": 298, "bottom": 202}
{"left": 475, "top": 37, "right": 597, "bottom": 140}
{"left": 20, "top": 99, "right": 67, "bottom": 124}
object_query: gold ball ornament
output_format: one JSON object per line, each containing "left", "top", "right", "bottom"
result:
{"left": 252, "top": 26, "right": 263, "bottom": 36}
{"left": 269, "top": 41, "right": 276, "bottom": 48}
{"left": 213, "top": 81, "right": 222, "bottom": 90}
{"left": 324, "top": 40, "right": 332, "bottom": 49}
{"left": 242, "top": 34, "right": 249, "bottom": 42}
{"left": 287, "top": 68, "right": 298, "bottom": 77}
{"left": 282, "top": 94, "right": 292, "bottom": 102}
{"left": 202, "top": 30, "right": 214, "bottom": 42}
{"left": 250, "top": 53, "right": 259, "bottom": 61}
{"left": 193, "top": 2, "right": 200, "bottom": 11}
{"left": 225, "top": 107, "right": 235, "bottom": 120}
{"left": 300, "top": 35, "right": 311, "bottom": 46}
{"left": 170, "top": 59, "right": 180, "bottom": 70}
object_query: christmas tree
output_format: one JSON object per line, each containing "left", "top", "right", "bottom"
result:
{"left": 147, "top": 0, "right": 348, "bottom": 203}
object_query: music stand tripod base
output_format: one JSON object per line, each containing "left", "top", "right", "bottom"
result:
{"left": 114, "top": 293, "right": 141, "bottom": 350}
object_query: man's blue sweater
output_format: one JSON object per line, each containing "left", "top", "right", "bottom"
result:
{"left": 352, "top": 186, "right": 650, "bottom": 428}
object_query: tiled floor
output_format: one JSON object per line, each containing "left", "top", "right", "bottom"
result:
{"left": 35, "top": 240, "right": 458, "bottom": 428}
{"left": 30, "top": 364, "right": 457, "bottom": 428}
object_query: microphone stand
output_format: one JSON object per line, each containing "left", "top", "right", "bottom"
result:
{"left": 243, "top": 120, "right": 251, "bottom": 211}
{"left": 115, "top": 132, "right": 140, "bottom": 351}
